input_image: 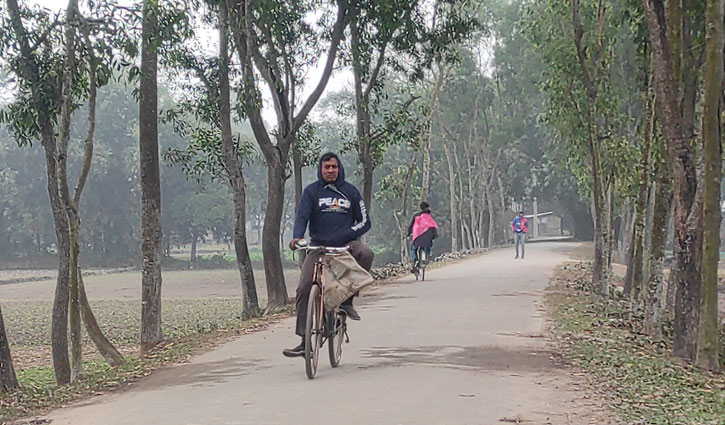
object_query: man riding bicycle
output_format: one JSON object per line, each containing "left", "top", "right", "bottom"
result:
{"left": 406, "top": 201, "right": 438, "bottom": 274}
{"left": 283, "top": 152, "right": 373, "bottom": 358}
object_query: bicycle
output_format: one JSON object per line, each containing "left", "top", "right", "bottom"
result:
{"left": 294, "top": 241, "right": 350, "bottom": 379}
{"left": 413, "top": 246, "right": 430, "bottom": 281}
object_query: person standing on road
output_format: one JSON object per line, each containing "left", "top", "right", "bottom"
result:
{"left": 511, "top": 211, "right": 528, "bottom": 259}
{"left": 406, "top": 201, "right": 438, "bottom": 274}
{"left": 283, "top": 152, "right": 373, "bottom": 358}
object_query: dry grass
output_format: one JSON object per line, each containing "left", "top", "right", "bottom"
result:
{"left": 547, "top": 262, "right": 725, "bottom": 425}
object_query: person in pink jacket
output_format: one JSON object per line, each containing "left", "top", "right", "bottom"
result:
{"left": 406, "top": 202, "right": 438, "bottom": 273}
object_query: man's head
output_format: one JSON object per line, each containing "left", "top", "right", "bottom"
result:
{"left": 519, "top": 211, "right": 525, "bottom": 217}
{"left": 420, "top": 201, "right": 430, "bottom": 211}
{"left": 320, "top": 152, "right": 339, "bottom": 184}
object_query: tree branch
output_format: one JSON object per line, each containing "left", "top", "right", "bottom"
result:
{"left": 363, "top": 36, "right": 391, "bottom": 103}
{"left": 73, "top": 19, "right": 96, "bottom": 207}
{"left": 226, "top": 0, "right": 275, "bottom": 158}
{"left": 292, "top": 0, "right": 350, "bottom": 134}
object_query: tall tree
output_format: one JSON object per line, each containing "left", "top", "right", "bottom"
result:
{"left": 570, "top": 0, "right": 612, "bottom": 295}
{"left": 162, "top": 0, "right": 261, "bottom": 318}
{"left": 642, "top": 0, "right": 704, "bottom": 361}
{"left": 349, "top": 0, "right": 416, "bottom": 210}
{"left": 2, "top": 0, "right": 127, "bottom": 381}
{"left": 225, "top": 0, "right": 351, "bottom": 311}
{"left": 696, "top": 0, "right": 722, "bottom": 371}
{"left": 348, "top": 0, "right": 475, "bottom": 210}
{"left": 524, "top": 0, "right": 637, "bottom": 296}
{"left": 4, "top": 0, "right": 72, "bottom": 384}
{"left": 218, "top": 2, "right": 260, "bottom": 318}
{"left": 139, "top": 0, "right": 164, "bottom": 353}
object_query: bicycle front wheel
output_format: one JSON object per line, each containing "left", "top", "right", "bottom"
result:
{"left": 328, "top": 312, "right": 346, "bottom": 367}
{"left": 305, "top": 284, "right": 322, "bottom": 379}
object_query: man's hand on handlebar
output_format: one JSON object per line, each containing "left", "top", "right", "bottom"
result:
{"left": 289, "top": 238, "right": 301, "bottom": 251}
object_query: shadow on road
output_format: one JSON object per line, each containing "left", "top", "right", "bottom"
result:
{"left": 358, "top": 345, "right": 557, "bottom": 373}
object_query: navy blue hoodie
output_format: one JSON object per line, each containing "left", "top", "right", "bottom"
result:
{"left": 292, "top": 154, "right": 371, "bottom": 247}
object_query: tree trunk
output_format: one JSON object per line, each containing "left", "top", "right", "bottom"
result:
{"left": 293, "top": 149, "right": 303, "bottom": 207}
{"left": 292, "top": 150, "right": 307, "bottom": 269}
{"left": 68, "top": 17, "right": 125, "bottom": 369}
{"left": 497, "top": 176, "right": 507, "bottom": 244}
{"left": 442, "top": 141, "right": 459, "bottom": 252}
{"left": 605, "top": 184, "right": 614, "bottom": 289}
{"left": 664, "top": 201, "right": 677, "bottom": 319}
{"left": 617, "top": 202, "right": 632, "bottom": 264}
{"left": 696, "top": 0, "right": 722, "bottom": 371}
{"left": 78, "top": 273, "right": 124, "bottom": 365}
{"left": 351, "top": 19, "right": 376, "bottom": 211}
{"left": 139, "top": 0, "right": 163, "bottom": 353}
{"left": 361, "top": 162, "right": 374, "bottom": 214}
{"left": 68, "top": 217, "right": 82, "bottom": 379}
{"left": 190, "top": 236, "right": 197, "bottom": 268}
{"left": 486, "top": 184, "right": 495, "bottom": 247}
{"left": 57, "top": 0, "right": 84, "bottom": 380}
{"left": 572, "top": 0, "right": 609, "bottom": 295}
{"left": 642, "top": 0, "right": 703, "bottom": 361}
{"left": 0, "top": 305, "right": 18, "bottom": 393}
{"left": 626, "top": 89, "right": 654, "bottom": 298}
{"left": 644, "top": 156, "right": 673, "bottom": 337}
{"left": 261, "top": 159, "right": 289, "bottom": 312}
{"left": 43, "top": 124, "right": 72, "bottom": 384}
{"left": 420, "top": 129, "right": 431, "bottom": 202}
{"left": 398, "top": 160, "right": 419, "bottom": 262}
{"left": 590, "top": 137, "right": 609, "bottom": 296}
{"left": 218, "top": 3, "right": 259, "bottom": 318}
{"left": 422, "top": 61, "right": 446, "bottom": 201}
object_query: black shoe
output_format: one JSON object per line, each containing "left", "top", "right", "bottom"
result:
{"left": 339, "top": 304, "right": 361, "bottom": 321}
{"left": 282, "top": 340, "right": 305, "bottom": 357}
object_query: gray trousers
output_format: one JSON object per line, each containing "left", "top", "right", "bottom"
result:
{"left": 295, "top": 240, "right": 374, "bottom": 336}
{"left": 514, "top": 232, "right": 526, "bottom": 257}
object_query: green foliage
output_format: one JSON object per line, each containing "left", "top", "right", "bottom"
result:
{"left": 291, "top": 120, "right": 322, "bottom": 167}
{"left": 163, "top": 126, "right": 256, "bottom": 183}
{"left": 522, "top": 0, "right": 644, "bottom": 202}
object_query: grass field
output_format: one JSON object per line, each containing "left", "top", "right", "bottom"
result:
{"left": 0, "top": 267, "right": 302, "bottom": 422}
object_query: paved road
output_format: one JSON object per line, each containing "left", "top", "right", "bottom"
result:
{"left": 44, "top": 242, "right": 614, "bottom": 425}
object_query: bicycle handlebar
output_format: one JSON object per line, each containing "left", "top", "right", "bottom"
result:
{"left": 294, "top": 240, "right": 349, "bottom": 253}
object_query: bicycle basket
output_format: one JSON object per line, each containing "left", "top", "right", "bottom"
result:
{"left": 322, "top": 251, "right": 375, "bottom": 310}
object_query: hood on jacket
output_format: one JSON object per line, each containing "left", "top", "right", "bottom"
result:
{"left": 317, "top": 152, "right": 345, "bottom": 186}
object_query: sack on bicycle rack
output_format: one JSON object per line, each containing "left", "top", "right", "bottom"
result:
{"left": 322, "top": 251, "right": 375, "bottom": 310}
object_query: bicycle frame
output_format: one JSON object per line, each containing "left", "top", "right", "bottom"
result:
{"left": 295, "top": 243, "right": 350, "bottom": 378}
{"left": 311, "top": 258, "right": 327, "bottom": 339}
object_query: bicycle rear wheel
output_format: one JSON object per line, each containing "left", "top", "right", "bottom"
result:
{"left": 328, "top": 311, "right": 346, "bottom": 367}
{"left": 305, "top": 285, "right": 322, "bottom": 379}
{"left": 419, "top": 250, "right": 427, "bottom": 281}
